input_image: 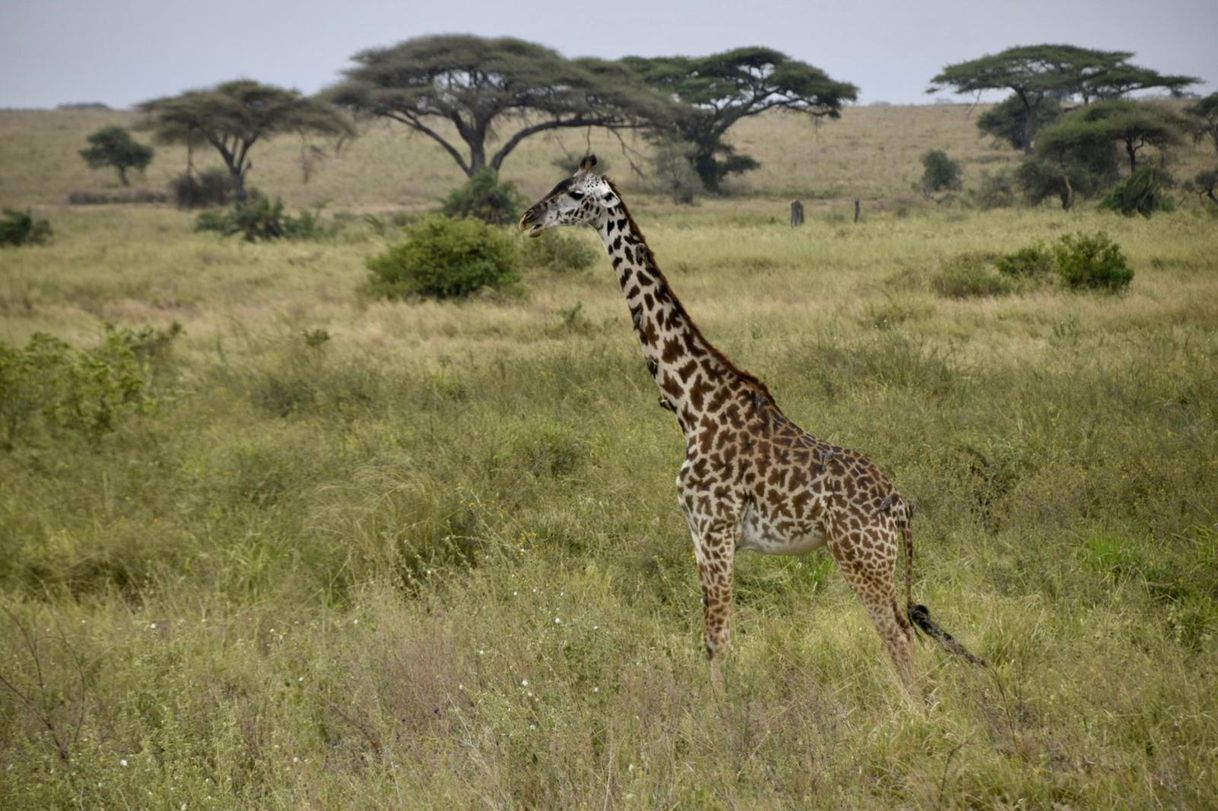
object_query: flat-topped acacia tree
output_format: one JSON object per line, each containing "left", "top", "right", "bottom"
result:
{"left": 139, "top": 80, "right": 352, "bottom": 201}
{"left": 929, "top": 44, "right": 1197, "bottom": 154}
{"left": 326, "top": 35, "right": 676, "bottom": 178}
{"left": 621, "top": 47, "right": 858, "bottom": 191}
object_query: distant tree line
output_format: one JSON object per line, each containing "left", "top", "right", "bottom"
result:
{"left": 930, "top": 44, "right": 1213, "bottom": 212}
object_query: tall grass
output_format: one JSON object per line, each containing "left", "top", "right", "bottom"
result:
{"left": 1, "top": 107, "right": 1216, "bottom": 808}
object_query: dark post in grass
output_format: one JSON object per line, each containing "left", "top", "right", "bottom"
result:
{"left": 854, "top": 199, "right": 861, "bottom": 223}
{"left": 790, "top": 200, "right": 804, "bottom": 227}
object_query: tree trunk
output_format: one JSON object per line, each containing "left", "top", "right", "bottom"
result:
{"left": 230, "top": 167, "right": 247, "bottom": 202}
{"left": 467, "top": 140, "right": 486, "bottom": 177}
{"left": 118, "top": 166, "right": 130, "bottom": 186}
{"left": 1126, "top": 140, "right": 1138, "bottom": 173}
{"left": 789, "top": 200, "right": 804, "bottom": 227}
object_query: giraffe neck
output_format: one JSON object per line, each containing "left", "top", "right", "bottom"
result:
{"left": 593, "top": 193, "right": 760, "bottom": 436}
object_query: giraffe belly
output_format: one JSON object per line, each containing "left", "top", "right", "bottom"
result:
{"left": 737, "top": 503, "right": 827, "bottom": 556}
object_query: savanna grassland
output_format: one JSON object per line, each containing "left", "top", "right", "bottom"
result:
{"left": 1, "top": 104, "right": 1217, "bottom": 809}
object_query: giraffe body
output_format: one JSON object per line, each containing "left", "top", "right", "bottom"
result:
{"left": 520, "top": 156, "right": 980, "bottom": 685}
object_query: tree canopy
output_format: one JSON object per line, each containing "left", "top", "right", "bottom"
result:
{"left": 1040, "top": 100, "right": 1186, "bottom": 173}
{"left": 977, "top": 94, "right": 1063, "bottom": 151}
{"left": 622, "top": 47, "right": 858, "bottom": 190}
{"left": 327, "top": 35, "right": 675, "bottom": 178}
{"left": 79, "top": 126, "right": 154, "bottom": 186}
{"left": 139, "top": 80, "right": 352, "bottom": 200}
{"left": 1185, "top": 92, "right": 1218, "bottom": 154}
{"left": 929, "top": 44, "right": 1198, "bottom": 154}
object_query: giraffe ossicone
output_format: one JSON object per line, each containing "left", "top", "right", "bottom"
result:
{"left": 520, "top": 155, "right": 984, "bottom": 685}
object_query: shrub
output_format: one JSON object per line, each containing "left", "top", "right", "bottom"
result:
{"left": 1052, "top": 231, "right": 1133, "bottom": 292}
{"left": 520, "top": 230, "right": 598, "bottom": 273}
{"left": 651, "top": 141, "right": 702, "bottom": 204}
{"left": 196, "top": 193, "right": 327, "bottom": 241}
{"left": 1102, "top": 166, "right": 1175, "bottom": 217}
{"left": 170, "top": 168, "right": 233, "bottom": 209}
{"left": 932, "top": 255, "right": 1014, "bottom": 299}
{"left": 68, "top": 188, "right": 168, "bottom": 205}
{"left": 973, "top": 169, "right": 1018, "bottom": 209}
{"left": 919, "top": 149, "right": 963, "bottom": 195}
{"left": 440, "top": 168, "right": 525, "bottom": 225}
{"left": 0, "top": 209, "right": 52, "bottom": 247}
{"left": 0, "top": 323, "right": 179, "bottom": 447}
{"left": 366, "top": 215, "right": 519, "bottom": 300}
{"left": 1192, "top": 169, "right": 1218, "bottom": 204}
{"left": 995, "top": 244, "right": 1054, "bottom": 278}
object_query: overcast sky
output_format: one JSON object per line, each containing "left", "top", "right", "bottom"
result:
{"left": 1, "top": 0, "right": 1215, "bottom": 109}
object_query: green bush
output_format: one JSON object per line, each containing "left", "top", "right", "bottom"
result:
{"left": 973, "top": 169, "right": 1018, "bottom": 209}
{"left": 995, "top": 244, "right": 1054, "bottom": 278}
{"left": 440, "top": 168, "right": 525, "bottom": 225}
{"left": 919, "top": 149, "right": 963, "bottom": 194}
{"left": 931, "top": 255, "right": 1014, "bottom": 299}
{"left": 366, "top": 215, "right": 519, "bottom": 300}
{"left": 1192, "top": 169, "right": 1218, "bottom": 204}
{"left": 1053, "top": 231, "right": 1133, "bottom": 292}
{"left": 170, "top": 168, "right": 232, "bottom": 209}
{"left": 0, "top": 209, "right": 53, "bottom": 247}
{"left": 521, "top": 230, "right": 598, "bottom": 273}
{"left": 0, "top": 323, "right": 179, "bottom": 447}
{"left": 196, "top": 193, "right": 326, "bottom": 241}
{"left": 1102, "top": 166, "right": 1175, "bottom": 217}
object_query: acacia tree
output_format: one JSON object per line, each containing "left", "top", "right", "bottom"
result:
{"left": 977, "top": 94, "right": 1063, "bottom": 151}
{"left": 1043, "top": 100, "right": 1185, "bottom": 173}
{"left": 139, "top": 80, "right": 352, "bottom": 200}
{"left": 622, "top": 47, "right": 857, "bottom": 191}
{"left": 1185, "top": 92, "right": 1218, "bottom": 154}
{"left": 327, "top": 35, "right": 675, "bottom": 178}
{"left": 929, "top": 45, "right": 1197, "bottom": 154}
{"left": 79, "top": 126, "right": 154, "bottom": 185}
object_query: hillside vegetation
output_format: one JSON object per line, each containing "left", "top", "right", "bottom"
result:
{"left": 1, "top": 105, "right": 1216, "bottom": 808}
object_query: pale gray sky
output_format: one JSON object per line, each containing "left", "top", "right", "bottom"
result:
{"left": 1, "top": 0, "right": 1215, "bottom": 109}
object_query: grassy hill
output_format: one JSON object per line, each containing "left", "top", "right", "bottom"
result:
{"left": 1, "top": 105, "right": 1216, "bottom": 808}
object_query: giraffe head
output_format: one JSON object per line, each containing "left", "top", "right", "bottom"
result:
{"left": 519, "top": 155, "right": 612, "bottom": 237}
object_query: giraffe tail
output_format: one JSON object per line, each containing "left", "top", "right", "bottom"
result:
{"left": 894, "top": 499, "right": 986, "bottom": 667}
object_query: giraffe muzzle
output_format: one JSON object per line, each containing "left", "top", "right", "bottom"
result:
{"left": 518, "top": 208, "right": 544, "bottom": 238}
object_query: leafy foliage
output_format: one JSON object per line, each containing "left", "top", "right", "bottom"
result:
{"left": 977, "top": 94, "right": 1062, "bottom": 151}
{"left": 1052, "top": 231, "right": 1133, "bottom": 291}
{"left": 650, "top": 141, "right": 703, "bottom": 203}
{"left": 139, "top": 80, "right": 351, "bottom": 200}
{"left": 930, "top": 45, "right": 1197, "bottom": 153}
{"left": 1184, "top": 92, "right": 1218, "bottom": 154}
{"left": 0, "top": 323, "right": 179, "bottom": 448}
{"left": 1049, "top": 100, "right": 1185, "bottom": 173}
{"left": 932, "top": 254, "right": 1015, "bottom": 298}
{"left": 169, "top": 168, "right": 233, "bottom": 209}
{"left": 972, "top": 169, "right": 1019, "bottom": 209}
{"left": 918, "top": 149, "right": 963, "bottom": 195}
{"left": 1102, "top": 166, "right": 1175, "bottom": 217}
{"left": 78, "top": 126, "right": 154, "bottom": 186}
{"left": 1192, "top": 168, "right": 1218, "bottom": 203}
{"left": 440, "top": 168, "right": 526, "bottom": 225}
{"left": 195, "top": 193, "right": 327, "bottom": 241}
{"left": 994, "top": 244, "right": 1054, "bottom": 278}
{"left": 366, "top": 215, "right": 519, "bottom": 299}
{"left": 0, "top": 209, "right": 52, "bottom": 247}
{"left": 520, "top": 230, "right": 598, "bottom": 273}
{"left": 329, "top": 35, "right": 673, "bottom": 177}
{"left": 623, "top": 47, "right": 857, "bottom": 190}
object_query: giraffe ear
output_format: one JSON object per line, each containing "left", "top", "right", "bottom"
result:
{"left": 578, "top": 154, "right": 598, "bottom": 174}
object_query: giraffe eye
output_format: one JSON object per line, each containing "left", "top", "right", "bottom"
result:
{"left": 568, "top": 190, "right": 585, "bottom": 200}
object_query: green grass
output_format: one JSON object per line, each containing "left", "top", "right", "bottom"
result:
{"left": 1, "top": 105, "right": 1217, "bottom": 808}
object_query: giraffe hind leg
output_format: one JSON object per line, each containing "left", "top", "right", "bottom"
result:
{"left": 828, "top": 530, "right": 914, "bottom": 686}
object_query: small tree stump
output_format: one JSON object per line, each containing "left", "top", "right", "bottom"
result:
{"left": 790, "top": 200, "right": 804, "bottom": 227}
{"left": 854, "top": 198, "right": 861, "bottom": 223}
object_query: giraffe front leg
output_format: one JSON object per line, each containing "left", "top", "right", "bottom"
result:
{"left": 688, "top": 518, "right": 737, "bottom": 661}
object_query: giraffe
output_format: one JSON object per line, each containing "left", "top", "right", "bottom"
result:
{"left": 519, "top": 156, "right": 983, "bottom": 686}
